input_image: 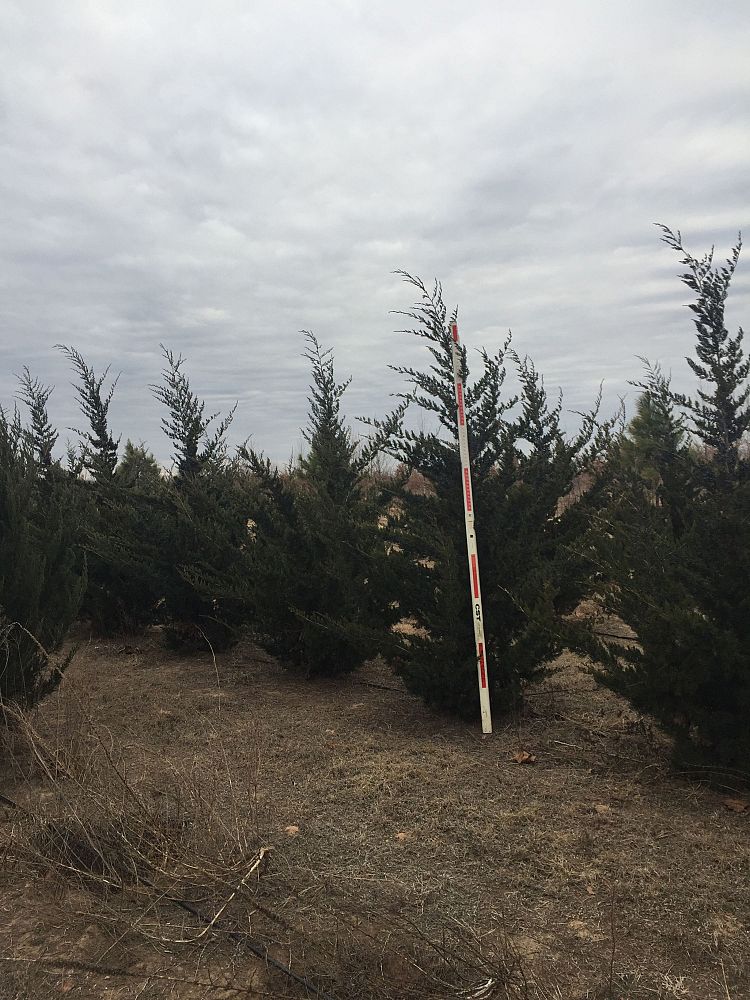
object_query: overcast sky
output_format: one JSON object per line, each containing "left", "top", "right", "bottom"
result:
{"left": 1, "top": 1, "right": 748, "bottom": 466}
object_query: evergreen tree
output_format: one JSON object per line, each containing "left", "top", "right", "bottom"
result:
{"left": 156, "top": 464, "right": 250, "bottom": 650}
{"left": 149, "top": 348, "right": 246, "bottom": 650}
{"left": 16, "top": 367, "right": 57, "bottom": 471}
{"left": 115, "top": 440, "right": 162, "bottom": 490}
{"left": 241, "top": 334, "right": 405, "bottom": 677}
{"left": 622, "top": 365, "right": 681, "bottom": 482}
{"left": 56, "top": 349, "right": 160, "bottom": 634}
{"left": 0, "top": 382, "right": 85, "bottom": 707}
{"left": 78, "top": 470, "right": 164, "bottom": 635}
{"left": 619, "top": 362, "right": 690, "bottom": 527}
{"left": 381, "top": 275, "right": 610, "bottom": 719}
{"left": 660, "top": 226, "right": 749, "bottom": 480}
{"left": 151, "top": 346, "right": 235, "bottom": 481}
{"left": 591, "top": 231, "right": 750, "bottom": 773}
{"left": 299, "top": 332, "right": 358, "bottom": 500}
{"left": 57, "top": 345, "right": 120, "bottom": 482}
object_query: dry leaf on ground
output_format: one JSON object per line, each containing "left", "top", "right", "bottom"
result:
{"left": 284, "top": 824, "right": 300, "bottom": 836}
{"left": 511, "top": 751, "right": 537, "bottom": 764}
{"left": 722, "top": 797, "right": 749, "bottom": 814}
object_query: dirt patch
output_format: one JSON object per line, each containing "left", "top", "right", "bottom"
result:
{"left": 1, "top": 633, "right": 748, "bottom": 998}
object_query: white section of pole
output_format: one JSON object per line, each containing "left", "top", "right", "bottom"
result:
{"left": 450, "top": 321, "right": 493, "bottom": 735}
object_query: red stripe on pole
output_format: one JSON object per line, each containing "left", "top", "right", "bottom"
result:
{"left": 478, "top": 643, "right": 487, "bottom": 688}
{"left": 470, "top": 554, "right": 479, "bottom": 597}
{"left": 451, "top": 321, "right": 459, "bottom": 342}
{"left": 456, "top": 381, "right": 465, "bottom": 426}
{"left": 463, "top": 467, "right": 472, "bottom": 512}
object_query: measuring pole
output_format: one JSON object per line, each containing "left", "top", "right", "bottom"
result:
{"left": 450, "top": 320, "right": 493, "bottom": 735}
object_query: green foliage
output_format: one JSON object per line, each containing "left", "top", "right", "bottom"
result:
{"left": 0, "top": 384, "right": 85, "bottom": 708}
{"left": 78, "top": 473, "right": 163, "bottom": 636}
{"left": 621, "top": 362, "right": 685, "bottom": 492}
{"left": 57, "top": 345, "right": 120, "bottom": 482}
{"left": 382, "top": 275, "right": 609, "bottom": 719}
{"left": 115, "top": 440, "right": 162, "bottom": 490}
{"left": 155, "top": 465, "right": 251, "bottom": 651}
{"left": 591, "top": 453, "right": 750, "bottom": 773}
{"left": 591, "top": 232, "right": 750, "bottom": 774}
{"left": 151, "top": 345, "right": 236, "bottom": 482}
{"left": 660, "top": 226, "right": 749, "bottom": 479}
{"left": 57, "top": 350, "right": 156, "bottom": 634}
{"left": 3, "top": 229, "right": 746, "bottom": 761}
{"left": 242, "top": 335, "right": 405, "bottom": 677}
{"left": 16, "top": 367, "right": 57, "bottom": 471}
{"left": 149, "top": 349, "right": 245, "bottom": 650}
{"left": 299, "top": 332, "right": 358, "bottom": 500}
{"left": 618, "top": 363, "right": 691, "bottom": 535}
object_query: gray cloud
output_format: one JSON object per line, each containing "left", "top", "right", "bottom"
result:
{"left": 1, "top": 0, "right": 748, "bottom": 463}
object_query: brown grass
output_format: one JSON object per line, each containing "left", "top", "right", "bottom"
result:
{"left": 1, "top": 632, "right": 748, "bottom": 999}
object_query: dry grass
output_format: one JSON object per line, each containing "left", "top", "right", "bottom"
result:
{"left": 1, "top": 631, "right": 748, "bottom": 999}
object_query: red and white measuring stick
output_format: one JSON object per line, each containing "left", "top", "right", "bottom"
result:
{"left": 451, "top": 320, "right": 493, "bottom": 735}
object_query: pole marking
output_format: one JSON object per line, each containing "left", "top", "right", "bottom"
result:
{"left": 478, "top": 643, "right": 487, "bottom": 688}
{"left": 456, "top": 381, "right": 465, "bottom": 425}
{"left": 463, "top": 467, "right": 472, "bottom": 512}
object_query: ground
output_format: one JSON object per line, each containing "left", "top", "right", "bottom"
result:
{"left": 1, "top": 632, "right": 748, "bottom": 999}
